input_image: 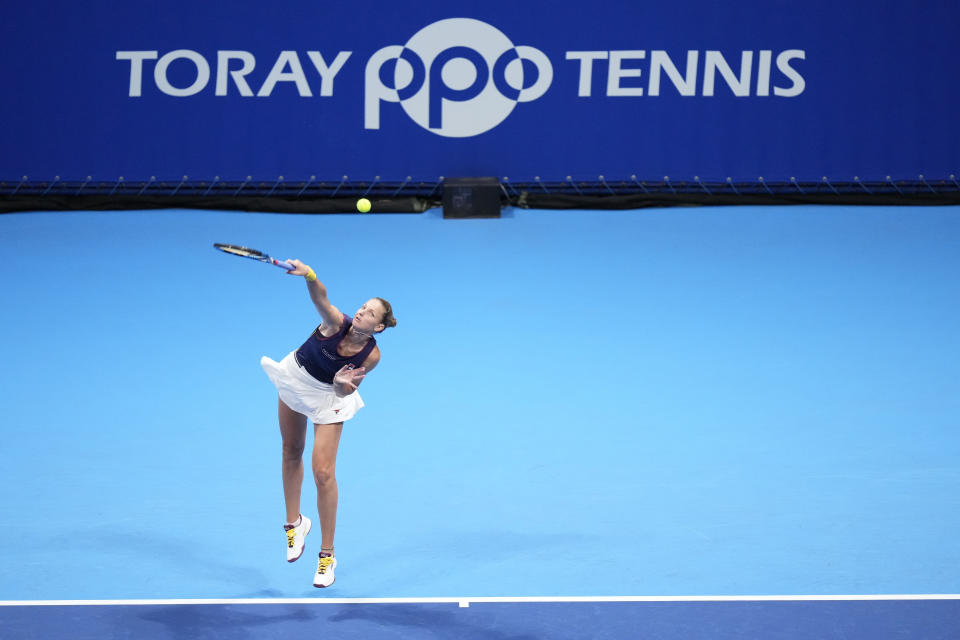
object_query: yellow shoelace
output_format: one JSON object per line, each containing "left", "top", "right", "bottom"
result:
{"left": 286, "top": 528, "right": 297, "bottom": 548}
{"left": 317, "top": 556, "right": 334, "bottom": 574}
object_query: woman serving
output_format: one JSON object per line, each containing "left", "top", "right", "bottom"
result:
{"left": 260, "top": 259, "right": 396, "bottom": 588}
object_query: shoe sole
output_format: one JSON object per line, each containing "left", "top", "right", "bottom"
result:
{"left": 287, "top": 519, "right": 312, "bottom": 563}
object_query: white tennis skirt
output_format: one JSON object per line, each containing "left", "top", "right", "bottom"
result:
{"left": 261, "top": 351, "right": 364, "bottom": 424}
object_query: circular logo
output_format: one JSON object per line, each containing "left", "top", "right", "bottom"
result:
{"left": 385, "top": 18, "right": 553, "bottom": 138}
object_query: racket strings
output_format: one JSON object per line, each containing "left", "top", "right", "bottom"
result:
{"left": 215, "top": 244, "right": 265, "bottom": 258}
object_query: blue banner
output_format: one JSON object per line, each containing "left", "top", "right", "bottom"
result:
{"left": 1, "top": 1, "right": 957, "bottom": 183}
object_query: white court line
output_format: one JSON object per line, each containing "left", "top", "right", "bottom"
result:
{"left": 1, "top": 595, "right": 960, "bottom": 607}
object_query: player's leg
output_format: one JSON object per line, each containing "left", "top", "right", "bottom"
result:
{"left": 279, "top": 397, "right": 309, "bottom": 520}
{"left": 279, "top": 396, "right": 311, "bottom": 561}
{"left": 312, "top": 421, "right": 343, "bottom": 586}
{"left": 312, "top": 422, "right": 343, "bottom": 549}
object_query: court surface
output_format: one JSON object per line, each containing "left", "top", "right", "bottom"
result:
{"left": 1, "top": 205, "right": 958, "bottom": 636}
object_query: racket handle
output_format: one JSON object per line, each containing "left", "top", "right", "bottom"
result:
{"left": 273, "top": 259, "right": 294, "bottom": 271}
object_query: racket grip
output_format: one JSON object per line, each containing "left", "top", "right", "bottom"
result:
{"left": 273, "top": 259, "right": 294, "bottom": 271}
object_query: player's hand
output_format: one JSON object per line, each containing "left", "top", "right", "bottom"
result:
{"left": 286, "top": 259, "right": 312, "bottom": 277}
{"left": 334, "top": 365, "right": 366, "bottom": 391}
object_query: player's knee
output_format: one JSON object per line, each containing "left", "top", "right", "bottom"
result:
{"left": 282, "top": 441, "right": 305, "bottom": 461}
{"left": 313, "top": 465, "right": 336, "bottom": 488}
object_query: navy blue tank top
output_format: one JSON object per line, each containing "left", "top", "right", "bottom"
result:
{"left": 295, "top": 315, "right": 377, "bottom": 384}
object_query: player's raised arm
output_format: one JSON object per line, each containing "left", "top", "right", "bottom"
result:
{"left": 286, "top": 259, "right": 343, "bottom": 332}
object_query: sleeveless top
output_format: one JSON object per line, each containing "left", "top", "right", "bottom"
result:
{"left": 294, "top": 314, "right": 377, "bottom": 384}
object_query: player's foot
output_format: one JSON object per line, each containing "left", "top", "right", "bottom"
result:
{"left": 313, "top": 554, "right": 337, "bottom": 588}
{"left": 284, "top": 515, "right": 311, "bottom": 562}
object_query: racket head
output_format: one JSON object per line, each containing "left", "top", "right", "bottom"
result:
{"left": 213, "top": 243, "right": 269, "bottom": 260}
{"left": 213, "top": 243, "right": 294, "bottom": 271}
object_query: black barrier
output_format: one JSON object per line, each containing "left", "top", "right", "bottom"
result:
{"left": 3, "top": 178, "right": 960, "bottom": 214}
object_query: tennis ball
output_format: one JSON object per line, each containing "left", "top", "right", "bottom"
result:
{"left": 356, "top": 198, "right": 372, "bottom": 213}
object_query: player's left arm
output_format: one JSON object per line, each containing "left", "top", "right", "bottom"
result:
{"left": 332, "top": 347, "right": 381, "bottom": 397}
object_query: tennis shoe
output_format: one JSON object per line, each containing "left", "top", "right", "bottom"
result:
{"left": 284, "top": 515, "right": 311, "bottom": 562}
{"left": 313, "top": 554, "right": 337, "bottom": 588}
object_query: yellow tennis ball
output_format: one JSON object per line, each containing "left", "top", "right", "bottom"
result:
{"left": 356, "top": 198, "right": 372, "bottom": 213}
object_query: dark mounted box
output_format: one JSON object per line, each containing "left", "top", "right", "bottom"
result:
{"left": 442, "top": 177, "right": 502, "bottom": 219}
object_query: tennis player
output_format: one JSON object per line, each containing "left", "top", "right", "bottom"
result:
{"left": 260, "top": 259, "right": 396, "bottom": 588}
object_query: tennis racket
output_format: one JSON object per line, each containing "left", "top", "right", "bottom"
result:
{"left": 213, "top": 243, "right": 294, "bottom": 271}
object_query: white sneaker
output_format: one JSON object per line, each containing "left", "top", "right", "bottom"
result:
{"left": 313, "top": 554, "right": 337, "bottom": 588}
{"left": 284, "top": 515, "right": 311, "bottom": 562}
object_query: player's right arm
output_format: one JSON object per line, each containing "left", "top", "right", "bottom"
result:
{"left": 286, "top": 259, "right": 344, "bottom": 334}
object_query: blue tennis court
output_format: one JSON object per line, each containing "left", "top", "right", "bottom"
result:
{"left": 1, "top": 204, "right": 958, "bottom": 636}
